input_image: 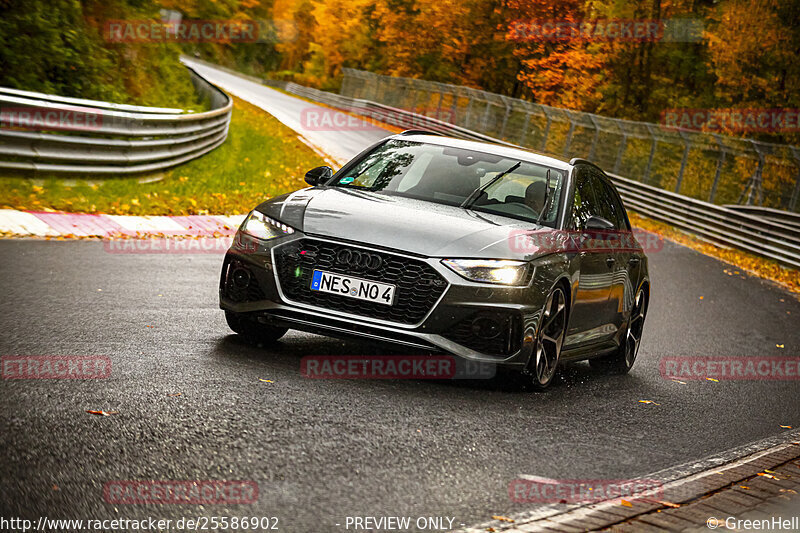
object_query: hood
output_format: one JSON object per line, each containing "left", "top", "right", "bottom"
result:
{"left": 257, "top": 187, "right": 553, "bottom": 259}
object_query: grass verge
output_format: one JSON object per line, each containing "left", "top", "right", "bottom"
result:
{"left": 0, "top": 97, "right": 327, "bottom": 215}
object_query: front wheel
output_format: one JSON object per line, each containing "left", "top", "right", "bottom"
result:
{"left": 590, "top": 287, "right": 647, "bottom": 374}
{"left": 225, "top": 310, "right": 288, "bottom": 344}
{"left": 526, "top": 286, "right": 568, "bottom": 391}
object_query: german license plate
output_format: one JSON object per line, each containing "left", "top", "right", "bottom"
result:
{"left": 310, "top": 270, "right": 396, "bottom": 306}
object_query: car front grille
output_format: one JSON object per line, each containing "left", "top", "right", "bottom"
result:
{"left": 274, "top": 238, "right": 447, "bottom": 325}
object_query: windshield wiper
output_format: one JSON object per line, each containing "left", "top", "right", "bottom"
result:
{"left": 460, "top": 161, "right": 522, "bottom": 209}
{"left": 536, "top": 169, "right": 552, "bottom": 226}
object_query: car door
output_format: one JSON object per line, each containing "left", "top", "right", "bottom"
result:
{"left": 564, "top": 167, "right": 616, "bottom": 348}
{"left": 591, "top": 172, "right": 632, "bottom": 337}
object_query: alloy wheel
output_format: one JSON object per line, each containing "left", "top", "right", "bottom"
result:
{"left": 533, "top": 287, "right": 567, "bottom": 386}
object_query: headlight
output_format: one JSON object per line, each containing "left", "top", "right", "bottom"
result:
{"left": 441, "top": 259, "right": 531, "bottom": 286}
{"left": 240, "top": 210, "right": 295, "bottom": 241}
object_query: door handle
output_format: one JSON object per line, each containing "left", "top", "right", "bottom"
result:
{"left": 606, "top": 257, "right": 616, "bottom": 268}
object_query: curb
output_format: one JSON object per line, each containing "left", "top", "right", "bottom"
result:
{"left": 0, "top": 209, "right": 246, "bottom": 238}
{"left": 461, "top": 431, "right": 800, "bottom": 533}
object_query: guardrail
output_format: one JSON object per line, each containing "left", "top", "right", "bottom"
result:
{"left": 264, "top": 79, "right": 800, "bottom": 269}
{"left": 0, "top": 66, "right": 231, "bottom": 174}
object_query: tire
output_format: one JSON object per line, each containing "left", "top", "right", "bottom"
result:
{"left": 589, "top": 287, "right": 647, "bottom": 374}
{"left": 525, "top": 286, "right": 568, "bottom": 391}
{"left": 225, "top": 310, "right": 288, "bottom": 344}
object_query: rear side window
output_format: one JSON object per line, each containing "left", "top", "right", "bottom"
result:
{"left": 605, "top": 181, "right": 631, "bottom": 230}
{"left": 571, "top": 168, "right": 601, "bottom": 230}
{"left": 590, "top": 172, "right": 627, "bottom": 230}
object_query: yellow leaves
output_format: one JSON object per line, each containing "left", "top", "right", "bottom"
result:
{"left": 639, "top": 400, "right": 660, "bottom": 405}
{"left": 32, "top": 185, "right": 44, "bottom": 194}
{"left": 776, "top": 344, "right": 785, "bottom": 349}
{"left": 780, "top": 425, "right": 793, "bottom": 429}
{"left": 259, "top": 378, "right": 274, "bottom": 383}
{"left": 706, "top": 378, "right": 719, "bottom": 383}
{"left": 86, "top": 410, "right": 118, "bottom": 416}
{"left": 757, "top": 472, "right": 779, "bottom": 480}
{"left": 620, "top": 499, "right": 633, "bottom": 507}
{"left": 671, "top": 379, "right": 687, "bottom": 385}
{"left": 491, "top": 516, "right": 514, "bottom": 523}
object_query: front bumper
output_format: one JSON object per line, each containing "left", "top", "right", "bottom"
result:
{"left": 219, "top": 232, "right": 548, "bottom": 367}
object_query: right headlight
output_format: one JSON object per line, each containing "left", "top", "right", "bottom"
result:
{"left": 240, "top": 210, "right": 295, "bottom": 241}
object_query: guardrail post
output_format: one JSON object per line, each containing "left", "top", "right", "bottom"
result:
{"left": 463, "top": 95, "right": 474, "bottom": 129}
{"left": 708, "top": 134, "right": 726, "bottom": 203}
{"left": 613, "top": 133, "right": 628, "bottom": 175}
{"left": 518, "top": 112, "right": 531, "bottom": 146}
{"left": 540, "top": 108, "right": 553, "bottom": 153}
{"left": 643, "top": 125, "right": 659, "bottom": 184}
{"left": 740, "top": 141, "right": 766, "bottom": 206}
{"left": 499, "top": 100, "right": 512, "bottom": 140}
{"left": 481, "top": 99, "right": 492, "bottom": 131}
{"left": 563, "top": 112, "right": 576, "bottom": 157}
{"left": 674, "top": 132, "right": 691, "bottom": 194}
{"left": 790, "top": 148, "right": 800, "bottom": 212}
{"left": 588, "top": 115, "right": 599, "bottom": 160}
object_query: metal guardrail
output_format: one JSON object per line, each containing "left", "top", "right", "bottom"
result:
{"left": 0, "top": 66, "right": 232, "bottom": 174}
{"left": 266, "top": 79, "right": 800, "bottom": 269}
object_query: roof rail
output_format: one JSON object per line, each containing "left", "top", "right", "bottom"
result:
{"left": 397, "top": 129, "right": 444, "bottom": 137}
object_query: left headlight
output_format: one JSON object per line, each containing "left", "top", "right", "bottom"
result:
{"left": 441, "top": 259, "right": 531, "bottom": 286}
{"left": 240, "top": 210, "right": 296, "bottom": 241}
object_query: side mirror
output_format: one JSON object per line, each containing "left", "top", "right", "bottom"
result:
{"left": 304, "top": 166, "right": 333, "bottom": 186}
{"left": 585, "top": 215, "right": 615, "bottom": 230}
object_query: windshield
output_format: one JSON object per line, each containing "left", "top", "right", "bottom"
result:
{"left": 333, "top": 140, "right": 565, "bottom": 227}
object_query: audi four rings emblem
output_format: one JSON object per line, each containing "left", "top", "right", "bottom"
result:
{"left": 336, "top": 248, "right": 383, "bottom": 270}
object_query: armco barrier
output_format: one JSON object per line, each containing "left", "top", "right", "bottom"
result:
{"left": 0, "top": 66, "right": 231, "bottom": 174}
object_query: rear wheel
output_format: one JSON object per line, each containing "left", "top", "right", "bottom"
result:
{"left": 526, "top": 287, "right": 567, "bottom": 391}
{"left": 225, "top": 310, "right": 288, "bottom": 344}
{"left": 590, "top": 287, "right": 647, "bottom": 374}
